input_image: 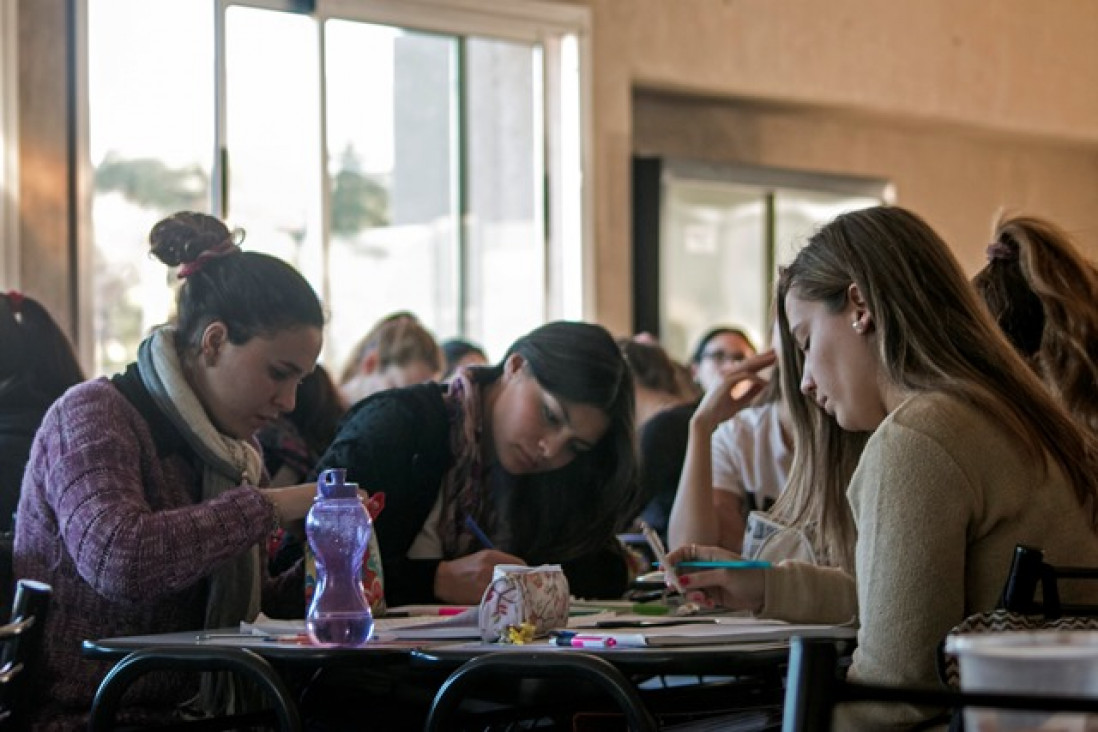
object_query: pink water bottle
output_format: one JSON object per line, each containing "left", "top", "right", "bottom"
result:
{"left": 305, "top": 468, "right": 374, "bottom": 646}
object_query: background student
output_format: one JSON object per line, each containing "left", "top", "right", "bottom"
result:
{"left": 667, "top": 349, "right": 777, "bottom": 552}
{"left": 669, "top": 206, "right": 1098, "bottom": 729}
{"left": 973, "top": 212, "right": 1098, "bottom": 434}
{"left": 256, "top": 363, "right": 346, "bottom": 488}
{"left": 316, "top": 320, "right": 640, "bottom": 606}
{"left": 689, "top": 326, "right": 757, "bottom": 394}
{"left": 0, "top": 291, "right": 85, "bottom": 533}
{"left": 440, "top": 337, "right": 489, "bottom": 380}
{"left": 15, "top": 212, "right": 326, "bottom": 729}
{"left": 338, "top": 311, "right": 442, "bottom": 407}
{"left": 618, "top": 336, "right": 694, "bottom": 541}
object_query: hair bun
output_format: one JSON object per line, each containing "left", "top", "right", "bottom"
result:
{"left": 148, "top": 211, "right": 232, "bottom": 267}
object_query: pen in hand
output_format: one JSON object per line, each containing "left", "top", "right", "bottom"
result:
{"left": 640, "top": 522, "right": 685, "bottom": 595}
{"left": 464, "top": 515, "right": 495, "bottom": 550}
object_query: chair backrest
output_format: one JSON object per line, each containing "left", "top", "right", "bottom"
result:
{"left": 782, "top": 636, "right": 1098, "bottom": 732}
{"left": 0, "top": 578, "right": 52, "bottom": 729}
{"left": 425, "top": 651, "right": 660, "bottom": 732}
{"left": 88, "top": 646, "right": 302, "bottom": 732}
{"left": 1000, "top": 544, "right": 1098, "bottom": 618}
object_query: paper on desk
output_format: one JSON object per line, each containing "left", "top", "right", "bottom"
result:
{"left": 374, "top": 608, "right": 481, "bottom": 640}
{"left": 240, "top": 610, "right": 482, "bottom": 641}
{"left": 565, "top": 615, "right": 857, "bottom": 648}
{"left": 242, "top": 615, "right": 306, "bottom": 636}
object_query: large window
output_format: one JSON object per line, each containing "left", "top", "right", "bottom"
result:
{"left": 0, "top": 0, "right": 18, "bottom": 290}
{"left": 634, "top": 158, "right": 893, "bottom": 360}
{"left": 83, "top": 0, "right": 589, "bottom": 376}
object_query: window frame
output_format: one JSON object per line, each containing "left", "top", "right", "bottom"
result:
{"left": 74, "top": 0, "right": 593, "bottom": 374}
{"left": 0, "top": 0, "right": 19, "bottom": 290}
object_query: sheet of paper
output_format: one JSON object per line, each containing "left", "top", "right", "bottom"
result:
{"left": 242, "top": 615, "right": 306, "bottom": 636}
{"left": 562, "top": 615, "right": 856, "bottom": 647}
{"left": 375, "top": 607, "right": 480, "bottom": 640}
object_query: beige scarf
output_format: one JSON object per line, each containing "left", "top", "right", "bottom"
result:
{"left": 138, "top": 326, "right": 264, "bottom": 713}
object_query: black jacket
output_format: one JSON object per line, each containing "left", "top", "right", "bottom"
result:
{"left": 315, "top": 383, "right": 630, "bottom": 606}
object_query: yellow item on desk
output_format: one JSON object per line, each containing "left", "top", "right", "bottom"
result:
{"left": 504, "top": 622, "right": 538, "bottom": 645}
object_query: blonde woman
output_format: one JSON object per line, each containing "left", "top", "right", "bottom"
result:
{"left": 669, "top": 206, "right": 1098, "bottom": 729}
{"left": 339, "top": 311, "right": 442, "bottom": 406}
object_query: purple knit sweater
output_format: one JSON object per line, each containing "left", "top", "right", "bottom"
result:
{"left": 14, "top": 378, "right": 297, "bottom": 728}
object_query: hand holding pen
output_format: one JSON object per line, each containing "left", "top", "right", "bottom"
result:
{"left": 434, "top": 516, "right": 525, "bottom": 605}
{"left": 663, "top": 542, "right": 769, "bottom": 614}
{"left": 639, "top": 522, "right": 686, "bottom": 595}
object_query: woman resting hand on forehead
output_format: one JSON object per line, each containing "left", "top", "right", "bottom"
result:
{"left": 315, "top": 320, "right": 641, "bottom": 607}
{"left": 15, "top": 212, "right": 328, "bottom": 729}
{"left": 667, "top": 205, "right": 1098, "bottom": 729}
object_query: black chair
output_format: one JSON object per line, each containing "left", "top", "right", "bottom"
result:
{"left": 0, "top": 578, "right": 52, "bottom": 729}
{"left": 1000, "top": 544, "right": 1098, "bottom": 618}
{"left": 425, "top": 652, "right": 660, "bottom": 732}
{"left": 782, "top": 636, "right": 1098, "bottom": 732}
{"left": 88, "top": 646, "right": 302, "bottom": 732}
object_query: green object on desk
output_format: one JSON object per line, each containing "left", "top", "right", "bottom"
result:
{"left": 631, "top": 602, "right": 670, "bottom": 616}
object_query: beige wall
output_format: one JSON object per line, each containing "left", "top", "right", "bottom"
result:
{"left": 634, "top": 90, "right": 1098, "bottom": 275}
{"left": 585, "top": 0, "right": 1098, "bottom": 333}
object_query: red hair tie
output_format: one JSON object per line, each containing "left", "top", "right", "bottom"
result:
{"left": 986, "top": 241, "right": 1017, "bottom": 262}
{"left": 177, "top": 232, "right": 244, "bottom": 279}
{"left": 6, "top": 290, "right": 24, "bottom": 322}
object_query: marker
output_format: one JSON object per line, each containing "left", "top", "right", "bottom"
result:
{"left": 676, "top": 560, "right": 772, "bottom": 570}
{"left": 555, "top": 633, "right": 616, "bottom": 648}
{"left": 385, "top": 606, "right": 473, "bottom": 617}
{"left": 464, "top": 515, "right": 495, "bottom": 549}
{"left": 594, "top": 618, "right": 718, "bottom": 629}
{"left": 639, "top": 522, "right": 685, "bottom": 595}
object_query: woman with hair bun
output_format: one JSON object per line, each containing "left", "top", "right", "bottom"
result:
{"left": 15, "top": 211, "right": 326, "bottom": 729}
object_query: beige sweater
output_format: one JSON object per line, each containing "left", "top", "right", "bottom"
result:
{"left": 764, "top": 392, "right": 1098, "bottom": 729}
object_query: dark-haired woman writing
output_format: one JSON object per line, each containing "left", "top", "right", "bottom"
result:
{"left": 316, "top": 321, "right": 640, "bottom": 606}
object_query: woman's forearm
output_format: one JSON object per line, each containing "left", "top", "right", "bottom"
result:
{"left": 667, "top": 419, "right": 720, "bottom": 550}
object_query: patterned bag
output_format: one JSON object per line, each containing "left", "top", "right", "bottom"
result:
{"left": 478, "top": 564, "right": 570, "bottom": 642}
{"left": 939, "top": 609, "right": 1098, "bottom": 688}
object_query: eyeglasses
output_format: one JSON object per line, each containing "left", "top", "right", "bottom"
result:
{"left": 700, "top": 349, "right": 747, "bottom": 365}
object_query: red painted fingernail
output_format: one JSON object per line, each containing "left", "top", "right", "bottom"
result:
{"left": 678, "top": 574, "right": 691, "bottom": 586}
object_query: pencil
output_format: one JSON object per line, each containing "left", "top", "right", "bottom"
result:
{"left": 639, "top": 522, "right": 686, "bottom": 595}
{"left": 464, "top": 515, "right": 495, "bottom": 549}
{"left": 676, "top": 560, "right": 772, "bottom": 570}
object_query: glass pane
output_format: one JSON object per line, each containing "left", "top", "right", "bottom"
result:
{"left": 324, "top": 19, "right": 458, "bottom": 374}
{"left": 465, "top": 37, "right": 543, "bottom": 359}
{"left": 225, "top": 7, "right": 322, "bottom": 295}
{"left": 774, "top": 190, "right": 880, "bottom": 268}
{"left": 87, "top": 0, "right": 214, "bottom": 376}
{"left": 660, "top": 182, "right": 767, "bottom": 362}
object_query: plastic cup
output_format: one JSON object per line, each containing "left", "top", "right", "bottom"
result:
{"left": 945, "top": 630, "right": 1098, "bottom": 731}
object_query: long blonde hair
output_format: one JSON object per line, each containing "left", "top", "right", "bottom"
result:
{"left": 778, "top": 206, "right": 1098, "bottom": 532}
{"left": 768, "top": 337, "right": 866, "bottom": 573}
{"left": 338, "top": 311, "right": 441, "bottom": 385}
{"left": 973, "top": 214, "right": 1098, "bottom": 435}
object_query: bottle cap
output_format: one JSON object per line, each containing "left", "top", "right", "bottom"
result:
{"left": 317, "top": 468, "right": 359, "bottom": 499}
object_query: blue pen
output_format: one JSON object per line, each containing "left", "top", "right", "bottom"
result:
{"left": 464, "top": 515, "right": 495, "bottom": 549}
{"left": 676, "top": 560, "right": 772, "bottom": 570}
